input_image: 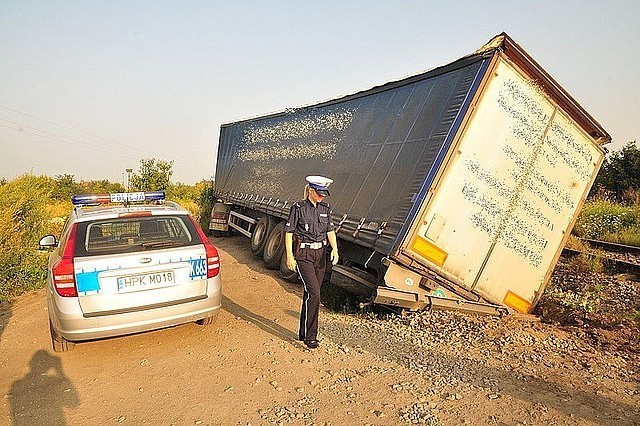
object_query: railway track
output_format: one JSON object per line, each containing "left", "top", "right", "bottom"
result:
{"left": 561, "top": 238, "right": 640, "bottom": 275}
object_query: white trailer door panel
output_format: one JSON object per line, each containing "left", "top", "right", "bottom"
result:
{"left": 404, "top": 58, "right": 603, "bottom": 312}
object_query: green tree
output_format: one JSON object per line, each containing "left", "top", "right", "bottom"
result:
{"left": 593, "top": 141, "right": 640, "bottom": 203}
{"left": 83, "top": 179, "right": 125, "bottom": 194}
{"left": 51, "top": 174, "right": 82, "bottom": 200}
{"left": 130, "top": 158, "right": 174, "bottom": 191}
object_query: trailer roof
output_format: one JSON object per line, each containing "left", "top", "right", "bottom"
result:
{"left": 222, "top": 33, "right": 610, "bottom": 145}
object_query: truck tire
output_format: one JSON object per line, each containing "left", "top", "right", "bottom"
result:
{"left": 263, "top": 221, "right": 286, "bottom": 269}
{"left": 280, "top": 251, "right": 300, "bottom": 283}
{"left": 250, "top": 215, "right": 275, "bottom": 256}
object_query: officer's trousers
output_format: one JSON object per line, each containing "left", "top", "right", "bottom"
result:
{"left": 296, "top": 247, "right": 327, "bottom": 342}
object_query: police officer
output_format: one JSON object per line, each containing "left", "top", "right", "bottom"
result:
{"left": 284, "top": 176, "right": 339, "bottom": 349}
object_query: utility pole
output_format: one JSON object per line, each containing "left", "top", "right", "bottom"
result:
{"left": 126, "top": 168, "right": 133, "bottom": 191}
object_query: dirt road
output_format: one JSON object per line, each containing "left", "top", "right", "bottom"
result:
{"left": 1, "top": 236, "right": 638, "bottom": 425}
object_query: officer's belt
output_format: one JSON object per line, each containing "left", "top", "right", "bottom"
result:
{"left": 299, "top": 240, "right": 327, "bottom": 249}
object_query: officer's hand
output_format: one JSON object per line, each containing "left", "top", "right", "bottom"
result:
{"left": 286, "top": 254, "right": 297, "bottom": 272}
{"left": 330, "top": 249, "right": 339, "bottom": 266}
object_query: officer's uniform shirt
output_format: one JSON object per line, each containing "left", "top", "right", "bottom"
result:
{"left": 284, "top": 199, "right": 334, "bottom": 243}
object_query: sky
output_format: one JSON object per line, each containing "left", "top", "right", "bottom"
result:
{"left": 1, "top": 1, "right": 638, "bottom": 185}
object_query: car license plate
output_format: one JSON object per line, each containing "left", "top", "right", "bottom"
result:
{"left": 117, "top": 271, "right": 176, "bottom": 293}
{"left": 210, "top": 223, "right": 227, "bottom": 231}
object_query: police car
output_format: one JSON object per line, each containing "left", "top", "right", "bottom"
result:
{"left": 39, "top": 191, "right": 222, "bottom": 352}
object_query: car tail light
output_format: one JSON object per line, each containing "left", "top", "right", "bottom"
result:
{"left": 189, "top": 216, "right": 220, "bottom": 278}
{"left": 52, "top": 224, "right": 78, "bottom": 297}
{"left": 205, "top": 243, "right": 220, "bottom": 278}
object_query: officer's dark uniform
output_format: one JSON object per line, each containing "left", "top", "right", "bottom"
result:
{"left": 284, "top": 199, "right": 335, "bottom": 344}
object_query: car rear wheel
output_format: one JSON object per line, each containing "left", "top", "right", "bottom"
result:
{"left": 250, "top": 215, "right": 275, "bottom": 256}
{"left": 49, "top": 319, "right": 74, "bottom": 352}
{"left": 263, "top": 221, "right": 286, "bottom": 269}
{"left": 196, "top": 311, "right": 218, "bottom": 326}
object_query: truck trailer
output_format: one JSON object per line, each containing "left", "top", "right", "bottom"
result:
{"left": 210, "top": 33, "right": 610, "bottom": 314}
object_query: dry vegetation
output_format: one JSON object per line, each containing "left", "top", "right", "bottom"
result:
{"left": 0, "top": 174, "right": 213, "bottom": 302}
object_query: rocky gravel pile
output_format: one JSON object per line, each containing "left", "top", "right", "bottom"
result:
{"left": 537, "top": 256, "right": 640, "bottom": 352}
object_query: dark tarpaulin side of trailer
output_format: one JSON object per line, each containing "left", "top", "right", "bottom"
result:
{"left": 214, "top": 52, "right": 493, "bottom": 256}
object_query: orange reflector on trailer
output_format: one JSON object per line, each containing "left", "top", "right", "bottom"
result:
{"left": 411, "top": 235, "right": 448, "bottom": 267}
{"left": 503, "top": 290, "right": 532, "bottom": 313}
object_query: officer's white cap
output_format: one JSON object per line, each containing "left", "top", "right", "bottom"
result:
{"left": 306, "top": 175, "right": 333, "bottom": 196}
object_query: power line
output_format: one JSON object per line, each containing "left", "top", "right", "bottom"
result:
{"left": 1, "top": 121, "right": 214, "bottom": 182}
{"left": 0, "top": 118, "right": 143, "bottom": 159}
{"left": 0, "top": 107, "right": 210, "bottom": 168}
{"left": 0, "top": 105, "right": 163, "bottom": 159}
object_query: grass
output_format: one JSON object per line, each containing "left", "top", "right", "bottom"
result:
{"left": 543, "top": 286, "right": 601, "bottom": 316}
{"left": 0, "top": 175, "right": 56, "bottom": 302}
{"left": 601, "top": 229, "right": 640, "bottom": 247}
{"left": 573, "top": 199, "right": 640, "bottom": 246}
{"left": 563, "top": 235, "right": 605, "bottom": 273}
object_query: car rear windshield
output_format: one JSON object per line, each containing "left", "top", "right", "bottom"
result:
{"left": 75, "top": 215, "right": 201, "bottom": 256}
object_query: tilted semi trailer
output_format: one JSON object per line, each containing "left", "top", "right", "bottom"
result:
{"left": 210, "top": 33, "right": 610, "bottom": 314}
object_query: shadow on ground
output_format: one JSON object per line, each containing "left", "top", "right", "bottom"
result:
{"left": 222, "top": 295, "right": 301, "bottom": 346}
{"left": 9, "top": 350, "right": 79, "bottom": 425}
{"left": 0, "top": 300, "right": 12, "bottom": 342}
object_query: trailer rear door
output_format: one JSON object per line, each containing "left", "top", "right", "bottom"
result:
{"left": 401, "top": 56, "right": 604, "bottom": 312}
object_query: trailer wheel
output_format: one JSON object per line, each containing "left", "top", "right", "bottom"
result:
{"left": 280, "top": 251, "right": 300, "bottom": 283}
{"left": 263, "top": 221, "right": 285, "bottom": 269}
{"left": 250, "top": 215, "right": 275, "bottom": 256}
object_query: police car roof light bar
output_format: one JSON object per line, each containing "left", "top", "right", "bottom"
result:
{"left": 72, "top": 191, "right": 166, "bottom": 206}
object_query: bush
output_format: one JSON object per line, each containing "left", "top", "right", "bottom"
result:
{"left": 166, "top": 182, "right": 200, "bottom": 202}
{"left": 196, "top": 181, "right": 215, "bottom": 230}
{"left": 573, "top": 199, "right": 640, "bottom": 244}
{"left": 0, "top": 175, "right": 58, "bottom": 301}
{"left": 163, "top": 181, "right": 216, "bottom": 228}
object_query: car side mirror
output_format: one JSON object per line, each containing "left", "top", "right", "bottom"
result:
{"left": 39, "top": 235, "right": 58, "bottom": 249}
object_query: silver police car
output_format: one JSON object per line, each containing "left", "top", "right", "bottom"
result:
{"left": 39, "top": 191, "right": 222, "bottom": 352}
